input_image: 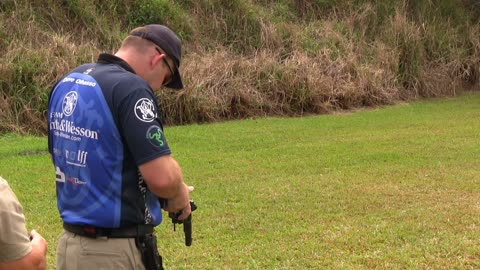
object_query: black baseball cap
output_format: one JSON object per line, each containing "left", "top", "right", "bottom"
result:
{"left": 129, "top": 24, "right": 184, "bottom": 89}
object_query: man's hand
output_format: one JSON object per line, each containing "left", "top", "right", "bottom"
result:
{"left": 30, "top": 229, "right": 47, "bottom": 270}
{"left": 30, "top": 230, "right": 47, "bottom": 256}
{"left": 164, "top": 185, "right": 194, "bottom": 221}
{"left": 0, "top": 229, "right": 48, "bottom": 270}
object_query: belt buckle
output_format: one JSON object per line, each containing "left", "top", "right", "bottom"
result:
{"left": 82, "top": 226, "right": 99, "bottom": 237}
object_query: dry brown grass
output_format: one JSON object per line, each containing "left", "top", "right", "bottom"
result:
{"left": 0, "top": 0, "right": 479, "bottom": 134}
{"left": 158, "top": 6, "right": 480, "bottom": 126}
{"left": 160, "top": 44, "right": 399, "bottom": 125}
{"left": 0, "top": 1, "right": 101, "bottom": 134}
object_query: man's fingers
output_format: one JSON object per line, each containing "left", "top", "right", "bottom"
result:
{"left": 30, "top": 229, "right": 38, "bottom": 239}
{"left": 177, "top": 208, "right": 192, "bottom": 221}
{"left": 188, "top": 186, "right": 194, "bottom": 192}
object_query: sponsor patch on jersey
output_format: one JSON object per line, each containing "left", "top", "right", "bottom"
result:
{"left": 62, "top": 91, "right": 78, "bottom": 116}
{"left": 146, "top": 125, "right": 165, "bottom": 148}
{"left": 134, "top": 98, "right": 157, "bottom": 122}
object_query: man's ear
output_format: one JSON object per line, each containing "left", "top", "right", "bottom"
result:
{"left": 150, "top": 53, "right": 161, "bottom": 68}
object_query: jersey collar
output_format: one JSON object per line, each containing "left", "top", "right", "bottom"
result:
{"left": 97, "top": 53, "right": 136, "bottom": 74}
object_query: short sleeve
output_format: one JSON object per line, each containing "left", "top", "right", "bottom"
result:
{"left": 0, "top": 177, "right": 32, "bottom": 262}
{"left": 118, "top": 88, "right": 171, "bottom": 165}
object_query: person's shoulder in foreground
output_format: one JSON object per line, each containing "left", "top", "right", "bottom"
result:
{"left": 0, "top": 176, "right": 48, "bottom": 270}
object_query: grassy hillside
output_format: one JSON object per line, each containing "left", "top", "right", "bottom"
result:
{"left": 0, "top": 0, "right": 479, "bottom": 134}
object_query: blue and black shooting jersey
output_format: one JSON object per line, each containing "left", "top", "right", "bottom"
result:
{"left": 48, "top": 54, "right": 171, "bottom": 228}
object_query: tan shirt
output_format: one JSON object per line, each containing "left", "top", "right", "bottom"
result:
{"left": 0, "top": 176, "right": 32, "bottom": 262}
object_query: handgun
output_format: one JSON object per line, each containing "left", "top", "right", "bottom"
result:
{"left": 168, "top": 200, "right": 198, "bottom": 246}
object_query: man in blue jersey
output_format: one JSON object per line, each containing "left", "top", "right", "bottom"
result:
{"left": 48, "top": 24, "right": 193, "bottom": 270}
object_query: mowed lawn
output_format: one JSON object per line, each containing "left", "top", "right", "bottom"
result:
{"left": 0, "top": 93, "right": 479, "bottom": 269}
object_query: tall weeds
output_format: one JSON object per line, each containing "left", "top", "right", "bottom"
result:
{"left": 0, "top": 0, "right": 479, "bottom": 134}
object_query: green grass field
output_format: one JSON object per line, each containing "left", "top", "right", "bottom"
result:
{"left": 1, "top": 93, "right": 479, "bottom": 269}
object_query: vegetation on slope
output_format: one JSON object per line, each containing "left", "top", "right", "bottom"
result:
{"left": 0, "top": 0, "right": 479, "bottom": 133}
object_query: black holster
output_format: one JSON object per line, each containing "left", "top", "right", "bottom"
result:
{"left": 135, "top": 234, "right": 164, "bottom": 270}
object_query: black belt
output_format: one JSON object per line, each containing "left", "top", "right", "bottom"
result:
{"left": 63, "top": 223, "right": 154, "bottom": 238}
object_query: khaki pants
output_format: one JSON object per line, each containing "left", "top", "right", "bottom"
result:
{"left": 56, "top": 230, "right": 146, "bottom": 270}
